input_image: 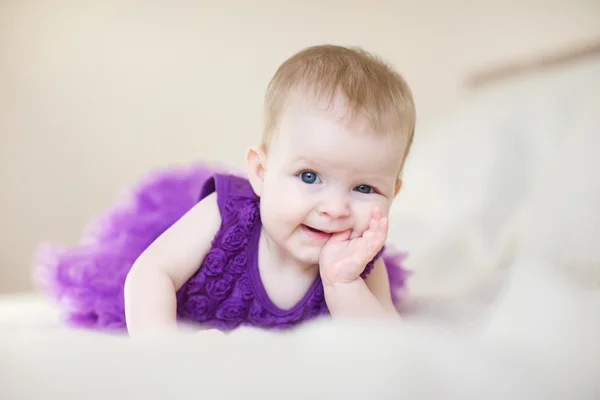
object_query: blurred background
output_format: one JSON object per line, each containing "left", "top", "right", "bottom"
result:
{"left": 1, "top": 0, "right": 599, "bottom": 294}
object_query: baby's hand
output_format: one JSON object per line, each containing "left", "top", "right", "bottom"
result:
{"left": 319, "top": 207, "right": 388, "bottom": 285}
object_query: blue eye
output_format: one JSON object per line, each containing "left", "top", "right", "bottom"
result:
{"left": 299, "top": 170, "right": 321, "bottom": 184}
{"left": 354, "top": 184, "right": 374, "bottom": 194}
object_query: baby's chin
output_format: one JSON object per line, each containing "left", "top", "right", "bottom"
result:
{"left": 290, "top": 245, "right": 323, "bottom": 268}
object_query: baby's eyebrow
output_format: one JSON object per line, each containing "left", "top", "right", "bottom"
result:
{"left": 355, "top": 170, "right": 398, "bottom": 184}
{"left": 291, "top": 155, "right": 323, "bottom": 166}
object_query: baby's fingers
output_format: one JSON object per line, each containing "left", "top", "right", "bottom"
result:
{"left": 368, "top": 214, "right": 380, "bottom": 233}
{"left": 379, "top": 216, "right": 389, "bottom": 236}
{"left": 362, "top": 223, "right": 384, "bottom": 253}
{"left": 371, "top": 216, "right": 388, "bottom": 251}
{"left": 367, "top": 208, "right": 387, "bottom": 236}
{"left": 371, "top": 206, "right": 382, "bottom": 222}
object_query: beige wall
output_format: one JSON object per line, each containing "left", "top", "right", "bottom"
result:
{"left": 1, "top": 0, "right": 599, "bottom": 293}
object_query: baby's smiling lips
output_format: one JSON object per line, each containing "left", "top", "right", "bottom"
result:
{"left": 301, "top": 224, "right": 333, "bottom": 240}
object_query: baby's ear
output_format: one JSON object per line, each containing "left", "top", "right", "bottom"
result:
{"left": 394, "top": 178, "right": 402, "bottom": 197}
{"left": 245, "top": 145, "right": 266, "bottom": 197}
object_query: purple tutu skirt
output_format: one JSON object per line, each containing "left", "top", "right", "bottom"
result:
{"left": 33, "top": 162, "right": 410, "bottom": 330}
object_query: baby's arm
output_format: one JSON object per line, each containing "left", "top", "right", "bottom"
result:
{"left": 363, "top": 258, "right": 397, "bottom": 313}
{"left": 124, "top": 192, "right": 221, "bottom": 336}
{"left": 323, "top": 258, "right": 398, "bottom": 319}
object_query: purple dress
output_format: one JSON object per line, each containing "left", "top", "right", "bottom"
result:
{"left": 33, "top": 163, "right": 410, "bottom": 331}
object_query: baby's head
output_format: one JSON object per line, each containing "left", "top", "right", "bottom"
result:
{"left": 246, "top": 44, "right": 415, "bottom": 265}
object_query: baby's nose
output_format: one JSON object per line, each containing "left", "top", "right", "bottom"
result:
{"left": 317, "top": 196, "right": 350, "bottom": 219}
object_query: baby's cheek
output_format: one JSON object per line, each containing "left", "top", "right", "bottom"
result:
{"left": 269, "top": 191, "right": 308, "bottom": 229}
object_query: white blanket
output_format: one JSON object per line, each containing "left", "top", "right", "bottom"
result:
{"left": 2, "top": 58, "right": 599, "bottom": 399}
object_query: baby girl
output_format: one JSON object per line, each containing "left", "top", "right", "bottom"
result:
{"left": 34, "top": 44, "right": 416, "bottom": 334}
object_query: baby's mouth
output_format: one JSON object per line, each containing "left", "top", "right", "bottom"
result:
{"left": 301, "top": 224, "right": 332, "bottom": 240}
{"left": 305, "top": 225, "right": 324, "bottom": 233}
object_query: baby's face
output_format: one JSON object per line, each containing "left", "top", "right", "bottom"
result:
{"left": 258, "top": 97, "right": 405, "bottom": 266}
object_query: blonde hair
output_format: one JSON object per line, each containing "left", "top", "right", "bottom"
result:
{"left": 262, "top": 44, "right": 416, "bottom": 171}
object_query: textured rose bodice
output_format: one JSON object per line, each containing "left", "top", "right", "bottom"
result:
{"left": 175, "top": 173, "right": 379, "bottom": 330}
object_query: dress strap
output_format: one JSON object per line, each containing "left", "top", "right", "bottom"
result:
{"left": 197, "top": 173, "right": 259, "bottom": 224}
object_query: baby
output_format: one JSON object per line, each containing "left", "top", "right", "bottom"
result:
{"left": 34, "top": 44, "right": 416, "bottom": 334}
